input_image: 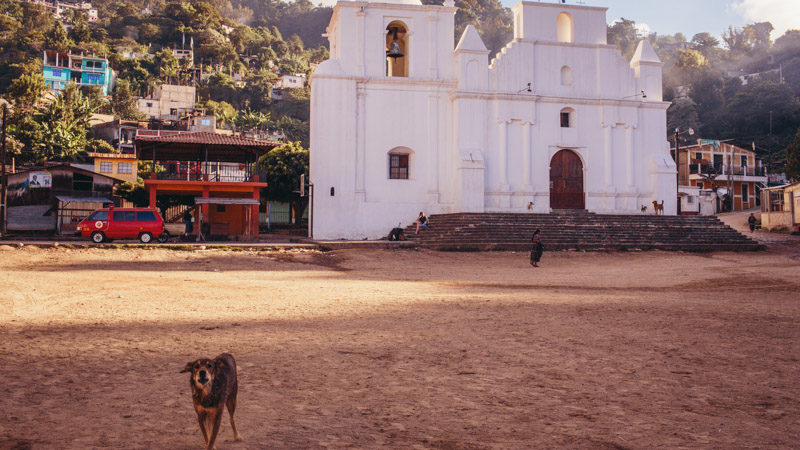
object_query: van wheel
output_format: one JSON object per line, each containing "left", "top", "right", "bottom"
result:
{"left": 91, "top": 231, "right": 105, "bottom": 243}
{"left": 139, "top": 232, "right": 153, "bottom": 244}
{"left": 157, "top": 232, "right": 169, "bottom": 243}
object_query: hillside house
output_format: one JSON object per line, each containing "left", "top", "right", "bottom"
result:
{"left": 677, "top": 141, "right": 768, "bottom": 212}
{"left": 42, "top": 50, "right": 114, "bottom": 95}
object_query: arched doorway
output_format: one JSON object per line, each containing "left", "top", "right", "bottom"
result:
{"left": 550, "top": 149, "right": 584, "bottom": 209}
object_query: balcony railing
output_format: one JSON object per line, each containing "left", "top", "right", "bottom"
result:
{"left": 689, "top": 164, "right": 766, "bottom": 177}
{"left": 136, "top": 129, "right": 189, "bottom": 138}
{"left": 153, "top": 161, "right": 256, "bottom": 183}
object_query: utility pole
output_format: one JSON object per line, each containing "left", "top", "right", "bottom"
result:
{"left": 674, "top": 129, "right": 680, "bottom": 215}
{"left": 1, "top": 104, "right": 7, "bottom": 237}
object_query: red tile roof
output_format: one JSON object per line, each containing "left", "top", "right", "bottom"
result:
{"left": 135, "top": 132, "right": 278, "bottom": 149}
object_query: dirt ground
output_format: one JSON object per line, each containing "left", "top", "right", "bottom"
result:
{"left": 1, "top": 244, "right": 799, "bottom": 449}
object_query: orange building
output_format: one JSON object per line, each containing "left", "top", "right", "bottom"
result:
{"left": 87, "top": 152, "right": 139, "bottom": 184}
{"left": 677, "top": 141, "right": 768, "bottom": 212}
{"left": 134, "top": 132, "right": 277, "bottom": 239}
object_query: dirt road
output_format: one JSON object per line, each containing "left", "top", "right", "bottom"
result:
{"left": 1, "top": 245, "right": 799, "bottom": 449}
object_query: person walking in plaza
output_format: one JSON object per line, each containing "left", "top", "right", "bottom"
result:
{"left": 530, "top": 229, "right": 544, "bottom": 267}
{"left": 748, "top": 213, "right": 757, "bottom": 232}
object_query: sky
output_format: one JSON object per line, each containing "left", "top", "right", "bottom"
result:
{"left": 497, "top": 0, "right": 800, "bottom": 39}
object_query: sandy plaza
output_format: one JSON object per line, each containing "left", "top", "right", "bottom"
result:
{"left": 1, "top": 241, "right": 798, "bottom": 448}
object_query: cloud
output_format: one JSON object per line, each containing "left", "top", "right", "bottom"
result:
{"left": 731, "top": 0, "right": 800, "bottom": 36}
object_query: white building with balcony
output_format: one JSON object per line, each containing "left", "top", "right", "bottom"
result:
{"left": 310, "top": 0, "right": 675, "bottom": 239}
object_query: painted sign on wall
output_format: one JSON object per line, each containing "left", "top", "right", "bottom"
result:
{"left": 28, "top": 172, "right": 52, "bottom": 188}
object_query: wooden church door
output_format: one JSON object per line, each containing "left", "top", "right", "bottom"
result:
{"left": 549, "top": 150, "right": 585, "bottom": 209}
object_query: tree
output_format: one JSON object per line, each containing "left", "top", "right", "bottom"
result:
{"left": 202, "top": 99, "right": 236, "bottom": 126}
{"left": 233, "top": 109, "right": 272, "bottom": 134}
{"left": 677, "top": 49, "right": 708, "bottom": 69}
{"left": 607, "top": 18, "right": 640, "bottom": 59}
{"left": 68, "top": 13, "right": 91, "bottom": 44}
{"left": 726, "top": 81, "right": 800, "bottom": 140}
{"left": 786, "top": 127, "right": 800, "bottom": 181}
{"left": 111, "top": 80, "right": 147, "bottom": 120}
{"left": 666, "top": 97, "right": 700, "bottom": 139}
{"left": 691, "top": 32, "right": 719, "bottom": 53}
{"left": 87, "top": 138, "right": 117, "bottom": 154}
{"left": 6, "top": 73, "right": 46, "bottom": 112}
{"left": 153, "top": 48, "right": 180, "bottom": 84}
{"left": 257, "top": 141, "right": 309, "bottom": 223}
{"left": 14, "top": 83, "right": 100, "bottom": 163}
{"left": 44, "top": 22, "right": 73, "bottom": 52}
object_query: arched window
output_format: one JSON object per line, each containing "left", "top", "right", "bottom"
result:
{"left": 560, "top": 66, "right": 572, "bottom": 86}
{"left": 388, "top": 147, "right": 413, "bottom": 179}
{"left": 560, "top": 107, "right": 575, "bottom": 128}
{"left": 386, "top": 21, "right": 409, "bottom": 77}
{"left": 557, "top": 12, "right": 573, "bottom": 43}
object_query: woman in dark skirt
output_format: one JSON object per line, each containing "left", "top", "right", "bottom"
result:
{"left": 530, "top": 229, "right": 543, "bottom": 267}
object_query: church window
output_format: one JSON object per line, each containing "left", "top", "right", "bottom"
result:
{"left": 560, "top": 108, "right": 575, "bottom": 128}
{"left": 386, "top": 21, "right": 409, "bottom": 78}
{"left": 560, "top": 66, "right": 572, "bottom": 86}
{"left": 389, "top": 153, "right": 409, "bottom": 179}
{"left": 557, "top": 13, "right": 573, "bottom": 43}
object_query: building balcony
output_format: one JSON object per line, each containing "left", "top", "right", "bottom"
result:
{"left": 688, "top": 164, "right": 767, "bottom": 182}
{"left": 152, "top": 161, "right": 259, "bottom": 183}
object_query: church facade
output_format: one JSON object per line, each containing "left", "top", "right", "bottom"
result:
{"left": 310, "top": 0, "right": 676, "bottom": 239}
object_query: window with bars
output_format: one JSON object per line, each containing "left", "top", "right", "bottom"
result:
{"left": 99, "top": 162, "right": 113, "bottom": 173}
{"left": 560, "top": 112, "right": 570, "bottom": 128}
{"left": 118, "top": 163, "right": 132, "bottom": 174}
{"left": 389, "top": 154, "right": 409, "bottom": 179}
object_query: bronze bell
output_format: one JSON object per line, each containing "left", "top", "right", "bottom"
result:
{"left": 387, "top": 40, "right": 403, "bottom": 59}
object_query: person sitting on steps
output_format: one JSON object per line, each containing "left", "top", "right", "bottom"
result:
{"left": 415, "top": 212, "right": 429, "bottom": 234}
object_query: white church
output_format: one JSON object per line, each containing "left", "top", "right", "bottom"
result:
{"left": 310, "top": 0, "right": 676, "bottom": 240}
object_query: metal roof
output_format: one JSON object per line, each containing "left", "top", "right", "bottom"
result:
{"left": 135, "top": 132, "right": 279, "bottom": 163}
{"left": 194, "top": 197, "right": 260, "bottom": 205}
{"left": 56, "top": 195, "right": 113, "bottom": 203}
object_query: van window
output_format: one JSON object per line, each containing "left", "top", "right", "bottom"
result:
{"left": 113, "top": 211, "right": 136, "bottom": 222}
{"left": 88, "top": 210, "right": 108, "bottom": 221}
{"left": 137, "top": 211, "right": 157, "bottom": 221}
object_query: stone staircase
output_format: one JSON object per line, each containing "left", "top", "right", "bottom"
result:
{"left": 404, "top": 212, "right": 764, "bottom": 252}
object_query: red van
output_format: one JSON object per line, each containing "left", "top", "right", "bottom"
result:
{"left": 77, "top": 207, "right": 168, "bottom": 243}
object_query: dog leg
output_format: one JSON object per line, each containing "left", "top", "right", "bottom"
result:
{"left": 205, "top": 410, "right": 223, "bottom": 450}
{"left": 197, "top": 412, "right": 210, "bottom": 446}
{"left": 227, "top": 395, "right": 243, "bottom": 441}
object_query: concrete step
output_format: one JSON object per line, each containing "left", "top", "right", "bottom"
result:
{"left": 404, "top": 213, "right": 762, "bottom": 252}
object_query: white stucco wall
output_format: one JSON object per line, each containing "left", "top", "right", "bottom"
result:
{"left": 311, "top": 0, "right": 675, "bottom": 239}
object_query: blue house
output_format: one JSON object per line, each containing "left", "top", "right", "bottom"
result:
{"left": 42, "top": 50, "right": 115, "bottom": 95}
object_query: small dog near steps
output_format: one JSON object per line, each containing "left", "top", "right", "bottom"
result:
{"left": 652, "top": 200, "right": 664, "bottom": 216}
{"left": 181, "top": 353, "right": 242, "bottom": 449}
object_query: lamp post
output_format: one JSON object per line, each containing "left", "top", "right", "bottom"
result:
{"left": 673, "top": 127, "right": 694, "bottom": 216}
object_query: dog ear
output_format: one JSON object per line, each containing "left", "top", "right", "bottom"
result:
{"left": 180, "top": 361, "right": 195, "bottom": 373}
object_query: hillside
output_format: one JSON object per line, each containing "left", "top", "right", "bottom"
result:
{"left": 1, "top": 0, "right": 799, "bottom": 176}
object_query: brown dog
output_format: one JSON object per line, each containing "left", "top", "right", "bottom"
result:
{"left": 181, "top": 353, "right": 242, "bottom": 449}
{"left": 652, "top": 200, "right": 664, "bottom": 216}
